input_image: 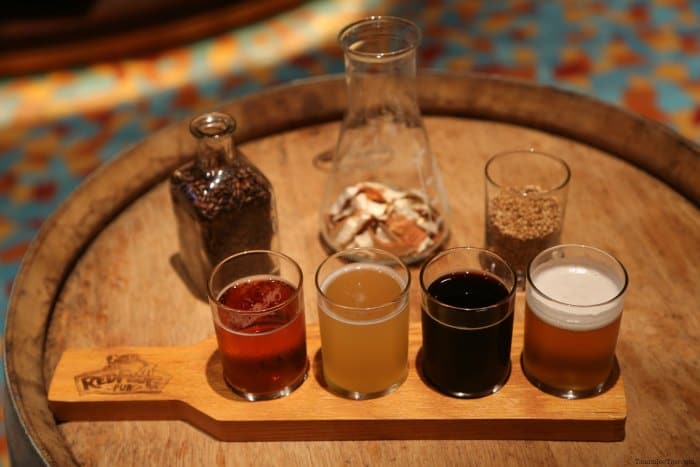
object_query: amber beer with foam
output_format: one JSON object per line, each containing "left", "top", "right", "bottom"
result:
{"left": 522, "top": 244, "right": 628, "bottom": 399}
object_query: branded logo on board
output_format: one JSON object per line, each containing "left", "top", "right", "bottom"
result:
{"left": 74, "top": 354, "right": 172, "bottom": 395}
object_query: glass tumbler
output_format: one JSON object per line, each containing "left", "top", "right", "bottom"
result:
{"left": 208, "top": 250, "right": 308, "bottom": 401}
{"left": 315, "top": 247, "right": 411, "bottom": 400}
{"left": 419, "top": 247, "right": 516, "bottom": 398}
{"left": 485, "top": 148, "right": 570, "bottom": 289}
{"left": 522, "top": 244, "right": 628, "bottom": 399}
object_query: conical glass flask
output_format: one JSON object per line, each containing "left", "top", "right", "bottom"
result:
{"left": 320, "top": 16, "right": 449, "bottom": 264}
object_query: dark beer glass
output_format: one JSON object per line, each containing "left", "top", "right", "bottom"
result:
{"left": 419, "top": 247, "right": 516, "bottom": 398}
{"left": 522, "top": 244, "right": 628, "bottom": 399}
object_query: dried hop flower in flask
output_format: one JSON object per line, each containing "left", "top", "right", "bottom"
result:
{"left": 320, "top": 16, "right": 450, "bottom": 264}
{"left": 170, "top": 112, "right": 279, "bottom": 296}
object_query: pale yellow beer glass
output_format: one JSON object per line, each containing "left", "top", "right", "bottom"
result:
{"left": 315, "top": 248, "right": 410, "bottom": 400}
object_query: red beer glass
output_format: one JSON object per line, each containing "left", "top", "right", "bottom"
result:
{"left": 207, "top": 250, "right": 308, "bottom": 401}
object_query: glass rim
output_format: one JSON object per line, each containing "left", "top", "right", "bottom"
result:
{"left": 315, "top": 247, "right": 411, "bottom": 313}
{"left": 526, "top": 243, "right": 629, "bottom": 309}
{"left": 419, "top": 246, "right": 517, "bottom": 314}
{"left": 338, "top": 15, "right": 421, "bottom": 58}
{"left": 189, "top": 111, "right": 236, "bottom": 139}
{"left": 484, "top": 148, "right": 571, "bottom": 194}
{"left": 208, "top": 249, "right": 303, "bottom": 316}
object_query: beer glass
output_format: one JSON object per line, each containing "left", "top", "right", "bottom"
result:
{"left": 208, "top": 250, "right": 308, "bottom": 401}
{"left": 522, "top": 244, "right": 628, "bottom": 399}
{"left": 315, "top": 247, "right": 411, "bottom": 400}
{"left": 419, "top": 247, "right": 516, "bottom": 398}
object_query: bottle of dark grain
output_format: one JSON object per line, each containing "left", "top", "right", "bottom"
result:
{"left": 170, "top": 112, "right": 278, "bottom": 297}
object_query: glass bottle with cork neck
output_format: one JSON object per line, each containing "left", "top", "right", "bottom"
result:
{"left": 319, "top": 16, "right": 450, "bottom": 264}
{"left": 170, "top": 112, "right": 279, "bottom": 297}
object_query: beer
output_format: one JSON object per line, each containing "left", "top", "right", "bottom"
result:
{"left": 214, "top": 276, "right": 307, "bottom": 397}
{"left": 419, "top": 247, "right": 516, "bottom": 398}
{"left": 208, "top": 250, "right": 308, "bottom": 401}
{"left": 316, "top": 248, "right": 410, "bottom": 399}
{"left": 522, "top": 245, "right": 628, "bottom": 398}
{"left": 421, "top": 271, "right": 514, "bottom": 397}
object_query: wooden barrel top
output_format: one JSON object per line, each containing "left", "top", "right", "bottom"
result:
{"left": 5, "top": 73, "right": 699, "bottom": 465}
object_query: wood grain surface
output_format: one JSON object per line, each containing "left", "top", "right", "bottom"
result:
{"left": 5, "top": 74, "right": 699, "bottom": 466}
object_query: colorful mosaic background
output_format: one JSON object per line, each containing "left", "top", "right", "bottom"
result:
{"left": 1, "top": 0, "right": 699, "bottom": 462}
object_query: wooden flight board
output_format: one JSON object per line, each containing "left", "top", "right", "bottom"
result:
{"left": 48, "top": 321, "right": 626, "bottom": 442}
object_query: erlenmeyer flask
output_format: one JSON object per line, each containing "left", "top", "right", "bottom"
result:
{"left": 319, "top": 16, "right": 450, "bottom": 264}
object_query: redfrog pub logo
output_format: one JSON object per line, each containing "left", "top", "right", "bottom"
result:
{"left": 75, "top": 354, "right": 172, "bottom": 395}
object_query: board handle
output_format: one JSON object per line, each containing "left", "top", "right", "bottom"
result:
{"left": 48, "top": 336, "right": 220, "bottom": 421}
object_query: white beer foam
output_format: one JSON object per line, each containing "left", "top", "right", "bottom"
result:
{"left": 526, "top": 259, "right": 625, "bottom": 331}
